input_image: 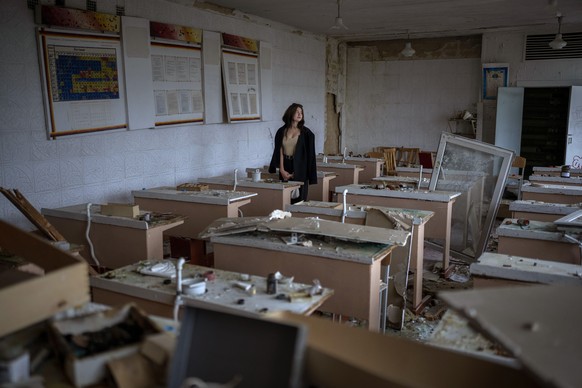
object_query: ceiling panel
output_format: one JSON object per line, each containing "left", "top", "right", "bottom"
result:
{"left": 173, "top": 0, "right": 582, "bottom": 41}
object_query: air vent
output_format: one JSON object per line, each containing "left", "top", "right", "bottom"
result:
{"left": 525, "top": 32, "right": 582, "bottom": 60}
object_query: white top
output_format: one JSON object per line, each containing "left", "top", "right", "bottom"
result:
{"left": 522, "top": 184, "right": 582, "bottom": 195}
{"left": 132, "top": 187, "right": 257, "bottom": 205}
{"left": 335, "top": 184, "right": 461, "bottom": 202}
{"left": 198, "top": 175, "right": 302, "bottom": 190}
{"left": 42, "top": 203, "right": 152, "bottom": 229}
{"left": 509, "top": 200, "right": 581, "bottom": 215}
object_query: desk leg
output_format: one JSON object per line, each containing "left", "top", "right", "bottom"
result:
{"left": 442, "top": 203, "right": 453, "bottom": 274}
{"left": 410, "top": 224, "right": 426, "bottom": 311}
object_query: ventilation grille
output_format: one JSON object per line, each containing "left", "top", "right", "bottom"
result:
{"left": 525, "top": 32, "right": 582, "bottom": 60}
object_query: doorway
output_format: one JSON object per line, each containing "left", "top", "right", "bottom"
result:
{"left": 520, "top": 87, "right": 569, "bottom": 178}
{"left": 495, "top": 86, "right": 582, "bottom": 180}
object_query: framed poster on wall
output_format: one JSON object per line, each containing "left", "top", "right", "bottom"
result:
{"left": 151, "top": 42, "right": 204, "bottom": 126}
{"left": 37, "top": 28, "right": 128, "bottom": 138}
{"left": 149, "top": 21, "right": 204, "bottom": 127}
{"left": 222, "top": 50, "right": 261, "bottom": 122}
{"left": 482, "top": 63, "right": 509, "bottom": 100}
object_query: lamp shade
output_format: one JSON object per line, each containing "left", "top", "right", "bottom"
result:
{"left": 549, "top": 33, "right": 567, "bottom": 49}
{"left": 401, "top": 42, "right": 415, "bottom": 57}
{"left": 549, "top": 14, "right": 567, "bottom": 50}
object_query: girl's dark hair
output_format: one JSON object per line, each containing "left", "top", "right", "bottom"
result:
{"left": 282, "top": 103, "right": 305, "bottom": 129}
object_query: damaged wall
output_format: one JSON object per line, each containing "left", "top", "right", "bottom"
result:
{"left": 325, "top": 39, "right": 347, "bottom": 155}
{"left": 341, "top": 31, "right": 582, "bottom": 155}
{"left": 344, "top": 36, "right": 482, "bottom": 154}
{"left": 354, "top": 35, "right": 482, "bottom": 62}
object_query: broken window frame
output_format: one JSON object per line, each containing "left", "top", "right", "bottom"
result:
{"left": 429, "top": 132, "right": 514, "bottom": 260}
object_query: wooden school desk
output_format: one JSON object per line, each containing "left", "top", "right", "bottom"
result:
{"left": 317, "top": 162, "right": 364, "bottom": 200}
{"left": 308, "top": 171, "right": 338, "bottom": 202}
{"left": 395, "top": 166, "right": 433, "bottom": 180}
{"left": 470, "top": 251, "right": 582, "bottom": 289}
{"left": 318, "top": 155, "right": 384, "bottom": 183}
{"left": 91, "top": 261, "right": 334, "bottom": 319}
{"left": 244, "top": 167, "right": 337, "bottom": 203}
{"left": 509, "top": 200, "right": 582, "bottom": 222}
{"left": 42, "top": 203, "right": 184, "bottom": 269}
{"left": 197, "top": 175, "right": 302, "bottom": 216}
{"left": 521, "top": 184, "right": 582, "bottom": 204}
{"left": 527, "top": 175, "right": 582, "bottom": 187}
{"left": 496, "top": 218, "right": 581, "bottom": 265}
{"left": 334, "top": 184, "right": 461, "bottom": 270}
{"left": 285, "top": 201, "right": 434, "bottom": 311}
{"left": 372, "top": 175, "right": 427, "bottom": 189}
{"left": 211, "top": 225, "right": 409, "bottom": 332}
{"left": 132, "top": 187, "right": 256, "bottom": 238}
{"left": 532, "top": 166, "right": 582, "bottom": 177}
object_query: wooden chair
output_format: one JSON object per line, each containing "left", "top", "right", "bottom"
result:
{"left": 366, "top": 151, "right": 384, "bottom": 159}
{"left": 396, "top": 147, "right": 420, "bottom": 167}
{"left": 498, "top": 155, "right": 527, "bottom": 219}
{"left": 383, "top": 148, "right": 397, "bottom": 176}
{"left": 373, "top": 146, "right": 394, "bottom": 154}
{"left": 511, "top": 156, "right": 527, "bottom": 200}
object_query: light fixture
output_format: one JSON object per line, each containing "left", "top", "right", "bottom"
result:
{"left": 400, "top": 31, "right": 415, "bottom": 57}
{"left": 549, "top": 13, "right": 567, "bottom": 49}
{"left": 330, "top": 0, "right": 348, "bottom": 30}
{"left": 462, "top": 110, "right": 474, "bottom": 121}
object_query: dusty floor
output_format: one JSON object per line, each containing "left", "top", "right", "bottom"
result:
{"left": 386, "top": 244, "right": 474, "bottom": 343}
{"left": 381, "top": 221, "right": 509, "bottom": 358}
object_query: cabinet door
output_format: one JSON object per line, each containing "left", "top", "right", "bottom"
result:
{"left": 566, "top": 86, "right": 582, "bottom": 167}
{"left": 494, "top": 86, "right": 524, "bottom": 155}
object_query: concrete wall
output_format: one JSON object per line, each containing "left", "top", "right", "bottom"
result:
{"left": 0, "top": 0, "right": 326, "bottom": 230}
{"left": 343, "top": 32, "right": 582, "bottom": 155}
{"left": 344, "top": 37, "right": 482, "bottom": 154}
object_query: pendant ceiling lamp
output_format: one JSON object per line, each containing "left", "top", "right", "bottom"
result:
{"left": 401, "top": 31, "right": 415, "bottom": 57}
{"left": 549, "top": 13, "right": 567, "bottom": 49}
{"left": 330, "top": 0, "right": 348, "bottom": 30}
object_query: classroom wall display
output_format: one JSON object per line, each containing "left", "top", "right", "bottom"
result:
{"left": 482, "top": 63, "right": 509, "bottom": 100}
{"left": 38, "top": 4, "right": 120, "bottom": 33}
{"left": 35, "top": 5, "right": 271, "bottom": 136}
{"left": 151, "top": 42, "right": 204, "bottom": 126}
{"left": 221, "top": 33, "right": 261, "bottom": 123}
{"left": 37, "top": 28, "right": 128, "bottom": 139}
{"left": 149, "top": 21, "right": 204, "bottom": 126}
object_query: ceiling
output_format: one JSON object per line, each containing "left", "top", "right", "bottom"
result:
{"left": 174, "top": 0, "right": 582, "bottom": 41}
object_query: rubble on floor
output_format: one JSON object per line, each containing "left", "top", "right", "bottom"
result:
{"left": 428, "top": 309, "right": 510, "bottom": 357}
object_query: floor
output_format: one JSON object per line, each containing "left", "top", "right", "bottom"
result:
{"left": 165, "top": 215, "right": 508, "bottom": 356}
{"left": 323, "top": 219, "right": 510, "bottom": 359}
{"left": 383, "top": 218, "right": 511, "bottom": 358}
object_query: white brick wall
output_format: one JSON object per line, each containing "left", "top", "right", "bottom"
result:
{"left": 0, "top": 0, "right": 326, "bottom": 230}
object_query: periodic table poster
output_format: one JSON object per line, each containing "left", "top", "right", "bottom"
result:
{"left": 38, "top": 30, "right": 128, "bottom": 138}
